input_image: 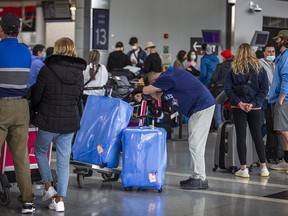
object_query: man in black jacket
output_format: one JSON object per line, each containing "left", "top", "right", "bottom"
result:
{"left": 107, "top": 41, "right": 131, "bottom": 71}
{"left": 143, "top": 41, "right": 162, "bottom": 73}
{"left": 208, "top": 49, "right": 233, "bottom": 128}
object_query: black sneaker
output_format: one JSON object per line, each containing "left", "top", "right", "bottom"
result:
{"left": 180, "top": 177, "right": 194, "bottom": 186}
{"left": 21, "top": 202, "right": 35, "bottom": 214}
{"left": 180, "top": 178, "right": 209, "bottom": 190}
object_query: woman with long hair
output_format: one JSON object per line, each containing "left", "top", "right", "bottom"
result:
{"left": 32, "top": 37, "right": 86, "bottom": 212}
{"left": 173, "top": 50, "right": 187, "bottom": 70}
{"left": 224, "top": 43, "right": 269, "bottom": 178}
{"left": 82, "top": 49, "right": 108, "bottom": 105}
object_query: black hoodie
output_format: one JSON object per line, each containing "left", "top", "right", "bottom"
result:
{"left": 31, "top": 55, "right": 87, "bottom": 133}
{"left": 208, "top": 59, "right": 232, "bottom": 98}
{"left": 106, "top": 50, "right": 131, "bottom": 71}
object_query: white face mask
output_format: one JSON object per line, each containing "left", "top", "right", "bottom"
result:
{"left": 132, "top": 45, "right": 137, "bottom": 50}
{"left": 190, "top": 55, "right": 196, "bottom": 61}
{"left": 266, "top": 55, "right": 275, "bottom": 62}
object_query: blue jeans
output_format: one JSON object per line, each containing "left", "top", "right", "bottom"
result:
{"left": 34, "top": 129, "right": 74, "bottom": 197}
{"left": 214, "top": 103, "right": 224, "bottom": 128}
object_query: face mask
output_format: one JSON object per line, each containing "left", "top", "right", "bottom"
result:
{"left": 132, "top": 45, "right": 137, "bottom": 50}
{"left": 43, "top": 52, "right": 47, "bottom": 61}
{"left": 190, "top": 55, "right": 196, "bottom": 61}
{"left": 266, "top": 55, "right": 275, "bottom": 62}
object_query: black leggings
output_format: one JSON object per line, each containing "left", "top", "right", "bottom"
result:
{"left": 232, "top": 108, "right": 266, "bottom": 165}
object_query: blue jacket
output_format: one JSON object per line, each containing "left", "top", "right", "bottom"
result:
{"left": 200, "top": 54, "right": 219, "bottom": 85}
{"left": 224, "top": 67, "right": 268, "bottom": 107}
{"left": 27, "top": 55, "right": 44, "bottom": 88}
{"left": 269, "top": 49, "right": 288, "bottom": 103}
{"left": 0, "top": 38, "right": 31, "bottom": 97}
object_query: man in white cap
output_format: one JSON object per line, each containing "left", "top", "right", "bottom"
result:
{"left": 269, "top": 30, "right": 288, "bottom": 173}
{"left": 143, "top": 41, "right": 162, "bottom": 73}
{"left": 0, "top": 13, "right": 35, "bottom": 214}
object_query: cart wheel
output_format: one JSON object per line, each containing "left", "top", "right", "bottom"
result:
{"left": 124, "top": 187, "right": 133, "bottom": 191}
{"left": 157, "top": 187, "right": 163, "bottom": 193}
{"left": 51, "top": 169, "right": 58, "bottom": 191}
{"left": 101, "top": 172, "right": 113, "bottom": 180}
{"left": 0, "top": 187, "right": 11, "bottom": 206}
{"left": 77, "top": 174, "right": 84, "bottom": 189}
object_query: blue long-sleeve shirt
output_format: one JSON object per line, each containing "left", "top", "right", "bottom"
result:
{"left": 269, "top": 49, "right": 288, "bottom": 103}
{"left": 27, "top": 55, "right": 44, "bottom": 88}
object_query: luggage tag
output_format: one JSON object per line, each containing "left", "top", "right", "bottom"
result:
{"left": 148, "top": 172, "right": 157, "bottom": 183}
{"left": 96, "top": 144, "right": 104, "bottom": 154}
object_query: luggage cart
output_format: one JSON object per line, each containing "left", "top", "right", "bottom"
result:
{"left": 0, "top": 126, "right": 56, "bottom": 206}
{"left": 71, "top": 86, "right": 134, "bottom": 188}
{"left": 71, "top": 89, "right": 147, "bottom": 188}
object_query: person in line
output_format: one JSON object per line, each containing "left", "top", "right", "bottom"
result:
{"left": 107, "top": 41, "right": 131, "bottom": 71}
{"left": 127, "top": 37, "right": 147, "bottom": 70}
{"left": 32, "top": 37, "right": 86, "bottom": 212}
{"left": 259, "top": 44, "right": 284, "bottom": 162}
{"left": 143, "top": 68, "right": 215, "bottom": 190}
{"left": 82, "top": 49, "right": 109, "bottom": 105}
{"left": 186, "top": 49, "right": 200, "bottom": 77}
{"left": 208, "top": 49, "right": 233, "bottom": 128}
{"left": 199, "top": 43, "right": 219, "bottom": 85}
{"left": 173, "top": 50, "right": 187, "bottom": 70}
{"left": 27, "top": 44, "right": 46, "bottom": 88}
{"left": 224, "top": 43, "right": 269, "bottom": 178}
{"left": 46, "top": 46, "right": 54, "bottom": 58}
{"left": 269, "top": 30, "right": 288, "bottom": 173}
{"left": 0, "top": 13, "right": 35, "bottom": 214}
{"left": 143, "top": 41, "right": 162, "bottom": 73}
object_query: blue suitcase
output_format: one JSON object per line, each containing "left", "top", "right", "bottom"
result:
{"left": 121, "top": 126, "right": 167, "bottom": 191}
{"left": 72, "top": 96, "right": 133, "bottom": 168}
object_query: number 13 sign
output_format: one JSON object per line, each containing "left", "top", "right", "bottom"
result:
{"left": 92, "top": 9, "right": 109, "bottom": 50}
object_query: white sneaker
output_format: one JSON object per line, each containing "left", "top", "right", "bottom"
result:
{"left": 235, "top": 168, "right": 250, "bottom": 178}
{"left": 260, "top": 167, "right": 270, "bottom": 177}
{"left": 42, "top": 186, "right": 57, "bottom": 201}
{"left": 49, "top": 199, "right": 65, "bottom": 212}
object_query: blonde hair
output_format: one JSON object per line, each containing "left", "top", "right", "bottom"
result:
{"left": 53, "top": 37, "right": 77, "bottom": 57}
{"left": 231, "top": 43, "right": 261, "bottom": 74}
{"left": 88, "top": 49, "right": 101, "bottom": 80}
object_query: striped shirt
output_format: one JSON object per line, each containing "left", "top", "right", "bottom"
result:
{"left": 0, "top": 38, "right": 31, "bottom": 97}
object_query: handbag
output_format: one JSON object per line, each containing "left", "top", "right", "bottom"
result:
{"left": 232, "top": 70, "right": 253, "bottom": 97}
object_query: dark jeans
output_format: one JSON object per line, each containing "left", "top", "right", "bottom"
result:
{"left": 232, "top": 108, "right": 266, "bottom": 165}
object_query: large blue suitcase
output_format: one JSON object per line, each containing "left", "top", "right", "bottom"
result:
{"left": 72, "top": 96, "right": 133, "bottom": 168}
{"left": 121, "top": 126, "right": 167, "bottom": 191}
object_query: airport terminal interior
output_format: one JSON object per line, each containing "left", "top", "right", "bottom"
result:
{"left": 1, "top": 0, "right": 288, "bottom": 216}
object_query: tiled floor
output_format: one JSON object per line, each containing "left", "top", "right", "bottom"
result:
{"left": 1, "top": 125, "right": 288, "bottom": 216}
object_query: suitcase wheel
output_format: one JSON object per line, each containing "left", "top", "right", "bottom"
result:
{"left": 124, "top": 187, "right": 133, "bottom": 191}
{"left": 0, "top": 187, "right": 11, "bottom": 206}
{"left": 101, "top": 172, "right": 113, "bottom": 180}
{"left": 157, "top": 187, "right": 163, "bottom": 193}
{"left": 77, "top": 174, "right": 84, "bottom": 189}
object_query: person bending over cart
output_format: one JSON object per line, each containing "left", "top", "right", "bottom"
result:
{"left": 143, "top": 68, "right": 215, "bottom": 190}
